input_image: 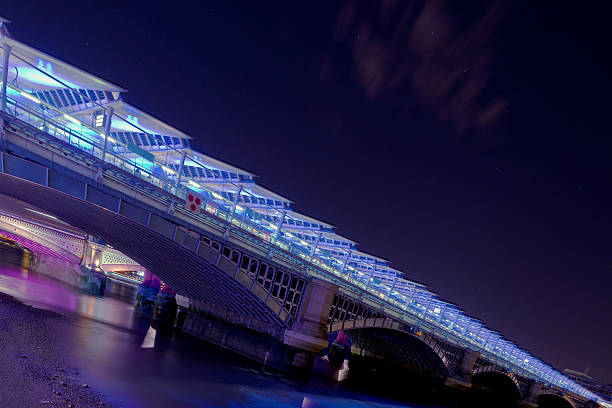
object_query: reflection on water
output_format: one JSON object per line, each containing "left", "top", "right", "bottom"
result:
{"left": 0, "top": 262, "right": 441, "bottom": 408}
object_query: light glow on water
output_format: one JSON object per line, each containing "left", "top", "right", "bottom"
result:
{"left": 140, "top": 326, "right": 156, "bottom": 349}
{"left": 0, "top": 260, "right": 446, "bottom": 408}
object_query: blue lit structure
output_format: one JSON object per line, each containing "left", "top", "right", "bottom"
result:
{"left": 0, "top": 22, "right": 605, "bottom": 405}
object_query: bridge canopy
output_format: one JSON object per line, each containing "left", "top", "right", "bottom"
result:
{"left": 0, "top": 37, "right": 125, "bottom": 92}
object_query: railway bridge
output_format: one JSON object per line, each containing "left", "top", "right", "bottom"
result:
{"left": 0, "top": 19, "right": 606, "bottom": 408}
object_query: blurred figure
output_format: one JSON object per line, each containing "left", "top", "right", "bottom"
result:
{"left": 322, "top": 330, "right": 352, "bottom": 368}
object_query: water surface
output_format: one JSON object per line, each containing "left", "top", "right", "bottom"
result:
{"left": 0, "top": 263, "right": 441, "bottom": 408}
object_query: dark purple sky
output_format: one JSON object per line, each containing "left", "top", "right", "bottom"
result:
{"left": 3, "top": 1, "right": 611, "bottom": 382}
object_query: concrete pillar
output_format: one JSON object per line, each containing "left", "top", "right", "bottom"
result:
{"left": 78, "top": 239, "right": 106, "bottom": 294}
{"left": 81, "top": 240, "right": 103, "bottom": 270}
{"left": 519, "top": 381, "right": 543, "bottom": 408}
{"left": 458, "top": 349, "right": 479, "bottom": 379}
{"left": 283, "top": 278, "right": 338, "bottom": 352}
{"left": 445, "top": 349, "right": 480, "bottom": 389}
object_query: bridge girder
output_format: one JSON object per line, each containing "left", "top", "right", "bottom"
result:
{"left": 0, "top": 216, "right": 83, "bottom": 263}
{"left": 0, "top": 172, "right": 288, "bottom": 330}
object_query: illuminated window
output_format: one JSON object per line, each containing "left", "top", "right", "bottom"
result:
{"left": 94, "top": 112, "right": 105, "bottom": 127}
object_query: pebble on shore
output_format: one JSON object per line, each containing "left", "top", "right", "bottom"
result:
{"left": 0, "top": 292, "right": 114, "bottom": 408}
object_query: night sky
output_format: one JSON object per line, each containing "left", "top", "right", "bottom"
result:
{"left": 3, "top": 1, "right": 611, "bottom": 382}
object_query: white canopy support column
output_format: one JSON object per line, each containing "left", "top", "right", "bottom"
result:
{"left": 101, "top": 107, "right": 114, "bottom": 162}
{"left": 308, "top": 232, "right": 322, "bottom": 262}
{"left": 174, "top": 151, "right": 187, "bottom": 189}
{"left": 273, "top": 210, "right": 286, "bottom": 240}
{"left": 388, "top": 275, "right": 398, "bottom": 295}
{"left": 228, "top": 185, "right": 242, "bottom": 224}
{"left": 1, "top": 43, "right": 11, "bottom": 112}
{"left": 340, "top": 250, "right": 351, "bottom": 274}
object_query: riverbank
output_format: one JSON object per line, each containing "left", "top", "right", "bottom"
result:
{"left": 0, "top": 291, "right": 113, "bottom": 408}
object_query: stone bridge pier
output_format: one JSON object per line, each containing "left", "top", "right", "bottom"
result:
{"left": 281, "top": 278, "right": 338, "bottom": 372}
{"left": 78, "top": 238, "right": 106, "bottom": 294}
{"left": 446, "top": 349, "right": 480, "bottom": 389}
{"left": 283, "top": 279, "right": 338, "bottom": 352}
{"left": 519, "top": 381, "right": 543, "bottom": 407}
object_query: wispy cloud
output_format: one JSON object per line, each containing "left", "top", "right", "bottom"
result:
{"left": 330, "top": 0, "right": 509, "bottom": 134}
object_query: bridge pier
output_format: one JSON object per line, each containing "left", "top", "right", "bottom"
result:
{"left": 283, "top": 278, "right": 337, "bottom": 352}
{"left": 282, "top": 278, "right": 339, "bottom": 379}
{"left": 519, "top": 381, "right": 543, "bottom": 407}
{"left": 445, "top": 349, "right": 480, "bottom": 389}
{"left": 79, "top": 239, "right": 106, "bottom": 295}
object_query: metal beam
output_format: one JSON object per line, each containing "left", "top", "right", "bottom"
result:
{"left": 308, "top": 231, "right": 322, "bottom": 261}
{"left": 273, "top": 210, "right": 285, "bottom": 239}
{"left": 174, "top": 151, "right": 187, "bottom": 189}
{"left": 101, "top": 107, "right": 114, "bottom": 162}
{"left": 1, "top": 43, "right": 11, "bottom": 112}
{"left": 227, "top": 185, "right": 242, "bottom": 224}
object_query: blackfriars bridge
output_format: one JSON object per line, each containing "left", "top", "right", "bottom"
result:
{"left": 0, "top": 18, "right": 607, "bottom": 408}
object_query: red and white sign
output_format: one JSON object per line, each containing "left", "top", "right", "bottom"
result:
{"left": 185, "top": 192, "right": 202, "bottom": 214}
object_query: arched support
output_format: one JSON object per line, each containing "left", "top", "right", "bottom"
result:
{"left": 471, "top": 368, "right": 522, "bottom": 401}
{"left": 343, "top": 328, "right": 450, "bottom": 379}
{"left": 536, "top": 393, "right": 577, "bottom": 408}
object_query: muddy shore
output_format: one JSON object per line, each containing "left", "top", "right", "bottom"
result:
{"left": 0, "top": 292, "right": 113, "bottom": 408}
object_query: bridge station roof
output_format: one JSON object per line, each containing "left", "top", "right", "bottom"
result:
{"left": 0, "top": 37, "right": 125, "bottom": 92}
{"left": 103, "top": 101, "right": 193, "bottom": 140}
